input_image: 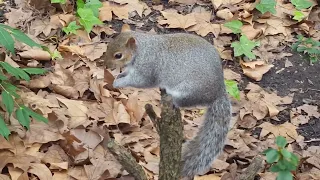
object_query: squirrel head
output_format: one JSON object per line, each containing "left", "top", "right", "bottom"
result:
{"left": 104, "top": 24, "right": 137, "bottom": 69}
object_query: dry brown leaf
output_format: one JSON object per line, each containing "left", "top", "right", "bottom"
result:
{"left": 4, "top": 8, "right": 32, "bottom": 28}
{"left": 241, "top": 25, "right": 263, "bottom": 40}
{"left": 159, "top": 11, "right": 197, "bottom": 29}
{"left": 241, "top": 83, "right": 293, "bottom": 120}
{"left": 99, "top": 1, "right": 129, "bottom": 21}
{"left": 82, "top": 43, "right": 108, "bottom": 61}
{"left": 216, "top": 9, "right": 233, "bottom": 20}
{"left": 0, "top": 174, "right": 12, "bottom": 180}
{"left": 259, "top": 122, "right": 298, "bottom": 142}
{"left": 56, "top": 97, "right": 90, "bottom": 128}
{"left": 126, "top": 91, "right": 145, "bottom": 125}
{"left": 28, "top": 163, "right": 53, "bottom": 180}
{"left": 187, "top": 10, "right": 221, "bottom": 37}
{"left": 53, "top": 171, "right": 68, "bottom": 180}
{"left": 68, "top": 166, "right": 88, "bottom": 179}
{"left": 21, "top": 75, "right": 52, "bottom": 89}
{"left": 212, "top": 159, "right": 229, "bottom": 171}
{"left": 223, "top": 69, "right": 241, "bottom": 81}
{"left": 195, "top": 174, "right": 221, "bottom": 180}
{"left": 25, "top": 122, "right": 64, "bottom": 145}
{"left": 58, "top": 45, "right": 85, "bottom": 56}
{"left": 7, "top": 165, "right": 26, "bottom": 180}
{"left": 241, "top": 60, "right": 274, "bottom": 81}
{"left": 169, "top": 0, "right": 198, "bottom": 5}
{"left": 111, "top": 0, "right": 151, "bottom": 17}
{"left": 211, "top": 0, "right": 243, "bottom": 9}
{"left": 238, "top": 114, "right": 257, "bottom": 128}
{"left": 29, "top": 18, "right": 59, "bottom": 37}
{"left": 18, "top": 49, "right": 51, "bottom": 61}
{"left": 42, "top": 145, "right": 69, "bottom": 170}
{"left": 291, "top": 104, "right": 320, "bottom": 126}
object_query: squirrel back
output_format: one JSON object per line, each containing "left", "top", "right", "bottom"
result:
{"left": 105, "top": 26, "right": 231, "bottom": 179}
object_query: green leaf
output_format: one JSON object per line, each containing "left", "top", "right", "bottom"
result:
{"left": 84, "top": 0, "right": 103, "bottom": 17}
{"left": 0, "top": 25, "right": 15, "bottom": 54}
{"left": 263, "top": 147, "right": 275, "bottom": 154}
{"left": 22, "top": 105, "right": 48, "bottom": 123}
{"left": 22, "top": 68, "right": 47, "bottom": 75}
{"left": 290, "top": 153, "right": 299, "bottom": 166}
{"left": 291, "top": 0, "right": 312, "bottom": 10}
{"left": 270, "top": 164, "right": 283, "bottom": 172}
{"left": 16, "top": 108, "right": 30, "bottom": 129}
{"left": 231, "top": 35, "right": 260, "bottom": 60}
{"left": 51, "top": 49, "right": 63, "bottom": 60}
{"left": 276, "top": 159, "right": 288, "bottom": 170}
{"left": 266, "top": 149, "right": 280, "bottom": 163}
{"left": 277, "top": 171, "right": 293, "bottom": 180}
{"left": 276, "top": 136, "right": 287, "bottom": 148}
{"left": 10, "top": 29, "right": 41, "bottom": 48}
{"left": 223, "top": 20, "right": 243, "bottom": 34}
{"left": 62, "top": 21, "right": 81, "bottom": 35}
{"left": 0, "top": 115, "right": 10, "bottom": 140}
{"left": 0, "top": 73, "right": 8, "bottom": 80}
{"left": 256, "top": 0, "right": 277, "bottom": 14}
{"left": 281, "top": 149, "right": 292, "bottom": 159}
{"left": 1, "top": 91, "right": 14, "bottom": 116}
{"left": 77, "top": 0, "right": 85, "bottom": 9}
{"left": 2, "top": 81, "right": 19, "bottom": 98}
{"left": 78, "top": 7, "right": 103, "bottom": 33}
{"left": 224, "top": 80, "right": 240, "bottom": 100}
{"left": 281, "top": 158, "right": 298, "bottom": 171}
{"left": 0, "top": 62, "right": 20, "bottom": 78}
{"left": 293, "top": 11, "right": 305, "bottom": 22}
{"left": 51, "top": 0, "right": 66, "bottom": 4}
{"left": 15, "top": 68, "right": 31, "bottom": 81}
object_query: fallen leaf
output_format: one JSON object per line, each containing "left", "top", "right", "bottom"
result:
{"left": 241, "top": 60, "right": 274, "bottom": 81}
{"left": 159, "top": 11, "right": 197, "bottom": 29}
{"left": 259, "top": 122, "right": 298, "bottom": 142}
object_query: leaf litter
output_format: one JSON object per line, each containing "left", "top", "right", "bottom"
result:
{"left": 0, "top": 0, "right": 319, "bottom": 179}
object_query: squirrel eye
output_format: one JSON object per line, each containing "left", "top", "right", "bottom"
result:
{"left": 114, "top": 53, "right": 122, "bottom": 59}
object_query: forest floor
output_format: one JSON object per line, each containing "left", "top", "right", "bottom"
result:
{"left": 0, "top": 0, "right": 319, "bottom": 180}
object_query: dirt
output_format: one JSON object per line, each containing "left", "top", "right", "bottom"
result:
{"left": 236, "top": 51, "right": 320, "bottom": 146}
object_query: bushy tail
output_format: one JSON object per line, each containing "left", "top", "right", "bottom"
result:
{"left": 181, "top": 95, "right": 231, "bottom": 179}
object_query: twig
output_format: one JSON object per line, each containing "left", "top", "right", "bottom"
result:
{"left": 145, "top": 90, "right": 183, "bottom": 180}
{"left": 237, "top": 156, "right": 264, "bottom": 180}
{"left": 98, "top": 126, "right": 148, "bottom": 180}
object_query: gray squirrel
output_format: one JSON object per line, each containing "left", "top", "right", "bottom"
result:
{"left": 104, "top": 25, "right": 231, "bottom": 179}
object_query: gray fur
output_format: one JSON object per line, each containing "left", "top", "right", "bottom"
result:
{"left": 110, "top": 32, "right": 231, "bottom": 178}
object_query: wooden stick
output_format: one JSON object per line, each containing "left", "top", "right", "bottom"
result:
{"left": 238, "top": 156, "right": 263, "bottom": 180}
{"left": 145, "top": 90, "right": 183, "bottom": 180}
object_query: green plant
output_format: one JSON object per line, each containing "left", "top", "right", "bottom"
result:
{"left": 223, "top": 20, "right": 260, "bottom": 61}
{"left": 263, "top": 136, "right": 299, "bottom": 180}
{"left": 62, "top": 21, "right": 81, "bottom": 35}
{"left": 0, "top": 24, "right": 49, "bottom": 140}
{"left": 223, "top": 20, "right": 243, "bottom": 34}
{"left": 231, "top": 35, "right": 260, "bottom": 60}
{"left": 291, "top": 0, "right": 312, "bottom": 10}
{"left": 292, "top": 35, "right": 320, "bottom": 63}
{"left": 51, "top": 0, "right": 66, "bottom": 4}
{"left": 60, "top": 0, "right": 103, "bottom": 34}
{"left": 224, "top": 80, "right": 240, "bottom": 100}
{"left": 292, "top": 11, "right": 305, "bottom": 22}
{"left": 255, "top": 0, "right": 277, "bottom": 14}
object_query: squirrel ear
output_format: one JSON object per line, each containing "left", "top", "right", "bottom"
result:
{"left": 126, "top": 37, "right": 137, "bottom": 50}
{"left": 121, "top": 24, "right": 131, "bottom": 32}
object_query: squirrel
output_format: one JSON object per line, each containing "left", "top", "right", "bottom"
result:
{"left": 104, "top": 25, "right": 231, "bottom": 179}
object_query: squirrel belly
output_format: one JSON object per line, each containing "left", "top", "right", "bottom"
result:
{"left": 104, "top": 26, "right": 232, "bottom": 179}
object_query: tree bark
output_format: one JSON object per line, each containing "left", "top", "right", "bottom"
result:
{"left": 145, "top": 90, "right": 183, "bottom": 180}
